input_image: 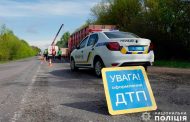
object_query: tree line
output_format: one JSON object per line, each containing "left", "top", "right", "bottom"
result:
{"left": 89, "top": 0, "right": 190, "bottom": 60}
{"left": 0, "top": 25, "right": 40, "bottom": 61}
{"left": 56, "top": 31, "right": 70, "bottom": 48}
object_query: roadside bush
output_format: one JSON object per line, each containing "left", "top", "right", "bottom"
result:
{"left": 90, "top": 0, "right": 190, "bottom": 60}
{"left": 0, "top": 26, "right": 39, "bottom": 61}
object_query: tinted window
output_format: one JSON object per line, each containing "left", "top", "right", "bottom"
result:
{"left": 79, "top": 37, "right": 88, "bottom": 49}
{"left": 87, "top": 34, "right": 98, "bottom": 46}
{"left": 104, "top": 31, "right": 139, "bottom": 39}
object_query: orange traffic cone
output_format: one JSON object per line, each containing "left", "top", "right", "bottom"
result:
{"left": 49, "top": 59, "right": 52, "bottom": 67}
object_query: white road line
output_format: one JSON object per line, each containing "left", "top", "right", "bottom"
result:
{"left": 11, "top": 65, "right": 41, "bottom": 122}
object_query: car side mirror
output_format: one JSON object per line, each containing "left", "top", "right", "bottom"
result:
{"left": 76, "top": 45, "right": 80, "bottom": 49}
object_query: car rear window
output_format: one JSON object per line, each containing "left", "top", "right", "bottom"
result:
{"left": 104, "top": 31, "right": 139, "bottom": 39}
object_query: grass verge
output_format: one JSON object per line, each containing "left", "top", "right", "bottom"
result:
{"left": 0, "top": 56, "right": 35, "bottom": 64}
{"left": 0, "top": 60, "right": 8, "bottom": 64}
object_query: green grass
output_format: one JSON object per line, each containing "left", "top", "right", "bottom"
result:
{"left": 0, "top": 60, "right": 8, "bottom": 64}
{"left": 0, "top": 56, "right": 35, "bottom": 64}
{"left": 154, "top": 60, "right": 190, "bottom": 68}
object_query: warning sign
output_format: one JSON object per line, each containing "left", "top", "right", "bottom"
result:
{"left": 101, "top": 66, "right": 157, "bottom": 115}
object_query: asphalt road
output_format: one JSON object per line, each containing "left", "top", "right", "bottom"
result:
{"left": 0, "top": 57, "right": 189, "bottom": 122}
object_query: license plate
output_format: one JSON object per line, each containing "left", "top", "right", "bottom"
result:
{"left": 128, "top": 46, "right": 144, "bottom": 51}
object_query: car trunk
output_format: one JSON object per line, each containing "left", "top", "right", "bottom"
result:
{"left": 110, "top": 38, "right": 150, "bottom": 53}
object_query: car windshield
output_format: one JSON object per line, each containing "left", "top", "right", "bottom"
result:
{"left": 104, "top": 31, "right": 139, "bottom": 39}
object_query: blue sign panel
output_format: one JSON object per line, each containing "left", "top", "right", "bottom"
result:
{"left": 101, "top": 66, "right": 157, "bottom": 115}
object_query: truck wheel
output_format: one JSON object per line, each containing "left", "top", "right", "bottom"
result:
{"left": 70, "top": 58, "right": 78, "bottom": 71}
{"left": 94, "top": 59, "right": 104, "bottom": 77}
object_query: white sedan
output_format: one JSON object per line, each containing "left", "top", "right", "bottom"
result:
{"left": 70, "top": 31, "right": 154, "bottom": 77}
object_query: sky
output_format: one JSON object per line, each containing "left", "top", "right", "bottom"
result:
{"left": 0, "top": 0, "right": 101, "bottom": 50}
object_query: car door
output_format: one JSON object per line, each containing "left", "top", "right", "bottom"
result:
{"left": 81, "top": 33, "right": 99, "bottom": 64}
{"left": 74, "top": 36, "right": 88, "bottom": 63}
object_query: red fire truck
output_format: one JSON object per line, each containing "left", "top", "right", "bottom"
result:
{"left": 68, "top": 25, "right": 116, "bottom": 54}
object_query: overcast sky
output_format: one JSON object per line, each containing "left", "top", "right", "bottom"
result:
{"left": 0, "top": 0, "right": 101, "bottom": 50}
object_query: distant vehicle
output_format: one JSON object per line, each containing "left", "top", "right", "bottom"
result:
{"left": 70, "top": 30, "right": 154, "bottom": 77}
{"left": 48, "top": 45, "right": 59, "bottom": 58}
{"left": 47, "top": 24, "right": 63, "bottom": 59}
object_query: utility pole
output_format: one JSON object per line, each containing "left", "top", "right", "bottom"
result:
{"left": 51, "top": 24, "right": 64, "bottom": 46}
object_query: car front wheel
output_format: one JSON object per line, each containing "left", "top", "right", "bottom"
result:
{"left": 70, "top": 58, "right": 78, "bottom": 71}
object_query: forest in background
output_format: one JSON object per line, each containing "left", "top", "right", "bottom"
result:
{"left": 0, "top": 25, "right": 40, "bottom": 61}
{"left": 89, "top": 0, "right": 190, "bottom": 60}
{"left": 56, "top": 31, "right": 70, "bottom": 48}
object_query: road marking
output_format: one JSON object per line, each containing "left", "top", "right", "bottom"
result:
{"left": 11, "top": 65, "right": 41, "bottom": 122}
